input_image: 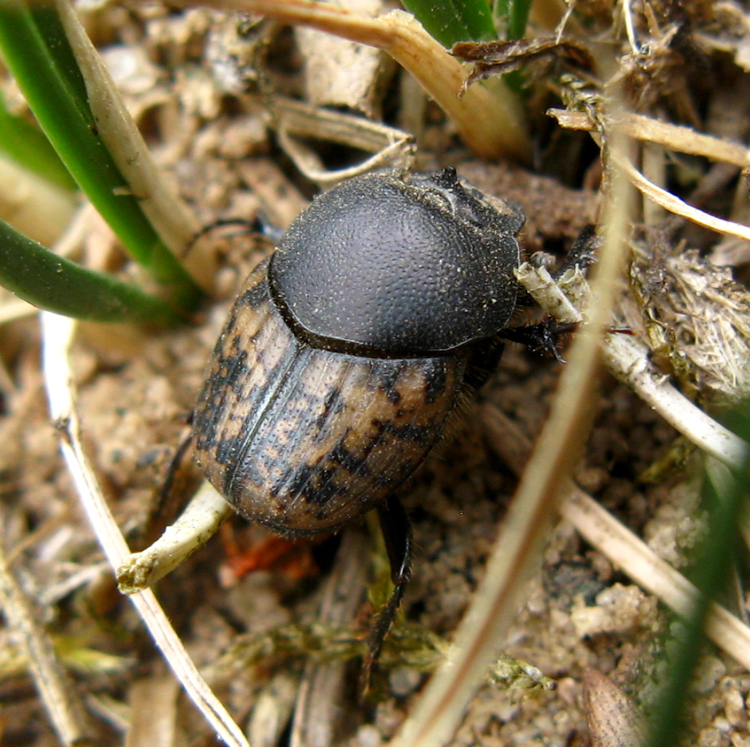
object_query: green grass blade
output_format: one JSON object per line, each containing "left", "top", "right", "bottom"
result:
{"left": 0, "top": 217, "right": 183, "bottom": 325}
{"left": 645, "top": 405, "right": 750, "bottom": 746}
{"left": 401, "top": 0, "right": 496, "bottom": 47}
{"left": 494, "top": 0, "right": 532, "bottom": 39}
{"left": 0, "top": 0, "right": 201, "bottom": 315}
{"left": 0, "top": 92, "right": 77, "bottom": 191}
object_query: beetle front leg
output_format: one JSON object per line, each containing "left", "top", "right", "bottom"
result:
{"left": 551, "top": 223, "right": 599, "bottom": 278}
{"left": 360, "top": 494, "right": 412, "bottom": 695}
{"left": 497, "top": 321, "right": 578, "bottom": 363}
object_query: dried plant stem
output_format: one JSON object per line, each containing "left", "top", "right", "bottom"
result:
{"left": 117, "top": 481, "right": 231, "bottom": 593}
{"left": 41, "top": 312, "right": 250, "bottom": 747}
{"left": 603, "top": 332, "right": 747, "bottom": 467}
{"left": 550, "top": 111, "right": 750, "bottom": 240}
{"left": 549, "top": 110, "right": 750, "bottom": 168}
{"left": 0, "top": 542, "right": 95, "bottom": 746}
{"left": 616, "top": 153, "right": 750, "bottom": 242}
{"left": 270, "top": 96, "right": 416, "bottom": 185}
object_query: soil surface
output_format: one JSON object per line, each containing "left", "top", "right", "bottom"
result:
{"left": 2, "top": 3, "right": 750, "bottom": 747}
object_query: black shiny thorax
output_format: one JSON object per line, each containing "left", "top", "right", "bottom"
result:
{"left": 269, "top": 168, "right": 524, "bottom": 357}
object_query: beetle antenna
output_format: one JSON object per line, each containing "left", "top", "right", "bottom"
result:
{"left": 360, "top": 495, "right": 412, "bottom": 697}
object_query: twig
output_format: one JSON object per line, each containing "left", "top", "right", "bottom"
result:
{"left": 117, "top": 482, "right": 231, "bottom": 594}
{"left": 41, "top": 311, "right": 250, "bottom": 747}
{"left": 548, "top": 110, "right": 750, "bottom": 169}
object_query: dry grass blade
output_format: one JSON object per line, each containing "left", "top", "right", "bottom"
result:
{"left": 0, "top": 542, "right": 95, "bottom": 746}
{"left": 53, "top": 0, "right": 211, "bottom": 287}
{"left": 549, "top": 110, "right": 750, "bottom": 168}
{"left": 561, "top": 489, "right": 750, "bottom": 672}
{"left": 40, "top": 312, "right": 250, "bottom": 747}
{"left": 390, "top": 128, "right": 635, "bottom": 747}
{"left": 616, "top": 153, "right": 750, "bottom": 243}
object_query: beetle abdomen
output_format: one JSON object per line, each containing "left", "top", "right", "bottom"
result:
{"left": 193, "top": 261, "right": 465, "bottom": 535}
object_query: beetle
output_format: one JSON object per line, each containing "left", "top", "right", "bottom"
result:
{"left": 191, "top": 166, "right": 564, "bottom": 685}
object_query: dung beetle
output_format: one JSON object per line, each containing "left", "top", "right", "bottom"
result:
{"left": 192, "top": 166, "right": 536, "bottom": 684}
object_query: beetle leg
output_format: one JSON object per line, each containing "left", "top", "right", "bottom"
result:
{"left": 379, "top": 494, "right": 412, "bottom": 587}
{"left": 145, "top": 430, "right": 196, "bottom": 545}
{"left": 360, "top": 494, "right": 412, "bottom": 695}
{"left": 552, "top": 224, "right": 600, "bottom": 279}
{"left": 497, "top": 321, "right": 578, "bottom": 363}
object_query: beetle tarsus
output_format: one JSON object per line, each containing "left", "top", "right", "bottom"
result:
{"left": 360, "top": 495, "right": 412, "bottom": 696}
